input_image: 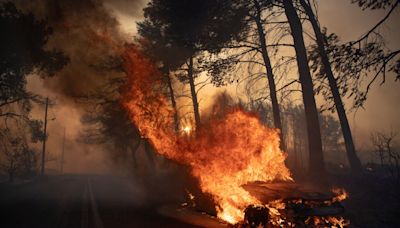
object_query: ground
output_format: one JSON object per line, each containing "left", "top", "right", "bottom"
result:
{"left": 0, "top": 175, "right": 200, "bottom": 228}
{"left": 0, "top": 173, "right": 399, "bottom": 227}
{"left": 331, "top": 173, "right": 400, "bottom": 228}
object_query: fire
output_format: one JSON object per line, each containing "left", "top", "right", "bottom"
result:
{"left": 305, "top": 216, "right": 350, "bottom": 228}
{"left": 182, "top": 125, "right": 192, "bottom": 135}
{"left": 331, "top": 188, "right": 348, "bottom": 203}
{"left": 121, "top": 45, "right": 292, "bottom": 224}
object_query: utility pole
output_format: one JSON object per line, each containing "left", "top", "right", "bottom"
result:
{"left": 60, "top": 127, "right": 66, "bottom": 174}
{"left": 41, "top": 97, "right": 49, "bottom": 176}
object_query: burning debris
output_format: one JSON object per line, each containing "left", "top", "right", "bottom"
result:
{"left": 173, "top": 184, "right": 350, "bottom": 227}
{"left": 121, "top": 45, "right": 350, "bottom": 227}
{"left": 122, "top": 45, "right": 291, "bottom": 223}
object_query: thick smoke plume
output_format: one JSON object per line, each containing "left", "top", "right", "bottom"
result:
{"left": 9, "top": 0, "right": 147, "bottom": 173}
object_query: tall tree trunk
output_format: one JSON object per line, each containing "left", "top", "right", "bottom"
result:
{"left": 300, "top": 0, "right": 363, "bottom": 174}
{"left": 283, "top": 0, "right": 325, "bottom": 175}
{"left": 253, "top": 0, "right": 286, "bottom": 151}
{"left": 188, "top": 56, "right": 201, "bottom": 130}
{"left": 163, "top": 66, "right": 180, "bottom": 132}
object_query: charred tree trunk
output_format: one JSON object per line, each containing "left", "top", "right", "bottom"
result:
{"left": 163, "top": 66, "right": 180, "bottom": 132}
{"left": 300, "top": 0, "right": 362, "bottom": 174}
{"left": 188, "top": 56, "right": 201, "bottom": 130}
{"left": 283, "top": 0, "right": 325, "bottom": 175}
{"left": 253, "top": 0, "right": 286, "bottom": 151}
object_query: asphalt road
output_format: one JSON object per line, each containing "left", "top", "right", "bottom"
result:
{"left": 0, "top": 175, "right": 200, "bottom": 228}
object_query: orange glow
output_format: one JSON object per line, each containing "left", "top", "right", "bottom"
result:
{"left": 121, "top": 45, "right": 292, "bottom": 224}
{"left": 182, "top": 125, "right": 192, "bottom": 135}
{"left": 331, "top": 188, "right": 348, "bottom": 203}
{"left": 305, "top": 188, "right": 350, "bottom": 227}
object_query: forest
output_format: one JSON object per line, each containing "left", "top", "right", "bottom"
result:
{"left": 0, "top": 0, "right": 399, "bottom": 227}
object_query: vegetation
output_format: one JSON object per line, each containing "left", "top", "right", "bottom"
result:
{"left": 0, "top": 2, "right": 68, "bottom": 181}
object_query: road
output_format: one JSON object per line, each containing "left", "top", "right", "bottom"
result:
{"left": 0, "top": 175, "right": 201, "bottom": 228}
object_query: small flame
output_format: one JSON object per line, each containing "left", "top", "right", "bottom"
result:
{"left": 185, "top": 189, "right": 196, "bottom": 207}
{"left": 306, "top": 216, "right": 350, "bottom": 228}
{"left": 182, "top": 125, "right": 192, "bottom": 135}
{"left": 332, "top": 188, "right": 348, "bottom": 203}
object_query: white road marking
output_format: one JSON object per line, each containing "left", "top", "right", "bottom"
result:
{"left": 88, "top": 178, "right": 104, "bottom": 228}
{"left": 81, "top": 182, "right": 89, "bottom": 228}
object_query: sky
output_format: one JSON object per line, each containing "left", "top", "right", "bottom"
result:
{"left": 21, "top": 0, "right": 400, "bottom": 172}
{"left": 315, "top": 0, "right": 400, "bottom": 148}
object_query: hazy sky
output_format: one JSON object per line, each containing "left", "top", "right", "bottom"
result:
{"left": 315, "top": 0, "right": 400, "bottom": 148}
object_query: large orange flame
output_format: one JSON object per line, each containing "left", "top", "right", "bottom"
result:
{"left": 121, "top": 45, "right": 292, "bottom": 224}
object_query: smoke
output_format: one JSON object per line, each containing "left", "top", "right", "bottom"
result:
{"left": 14, "top": 0, "right": 123, "bottom": 97}
{"left": 8, "top": 0, "right": 148, "bottom": 174}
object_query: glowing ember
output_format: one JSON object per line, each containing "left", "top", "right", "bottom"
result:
{"left": 331, "top": 188, "right": 348, "bottom": 203}
{"left": 305, "top": 216, "right": 350, "bottom": 228}
{"left": 121, "top": 45, "right": 292, "bottom": 224}
{"left": 182, "top": 125, "right": 192, "bottom": 135}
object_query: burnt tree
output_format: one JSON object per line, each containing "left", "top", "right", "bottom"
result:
{"left": 283, "top": 0, "right": 325, "bottom": 175}
{"left": 252, "top": 0, "right": 286, "bottom": 150}
{"left": 299, "top": 0, "right": 362, "bottom": 173}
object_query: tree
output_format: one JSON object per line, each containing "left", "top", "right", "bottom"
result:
{"left": 349, "top": 0, "right": 400, "bottom": 93}
{"left": 0, "top": 118, "right": 41, "bottom": 182}
{"left": 282, "top": 0, "right": 325, "bottom": 175}
{"left": 249, "top": 0, "right": 286, "bottom": 150}
{"left": 0, "top": 129, "right": 24, "bottom": 182}
{"left": 140, "top": 0, "right": 247, "bottom": 130}
{"left": 0, "top": 2, "right": 68, "bottom": 118}
{"left": 198, "top": 0, "right": 294, "bottom": 150}
{"left": 137, "top": 19, "right": 188, "bottom": 132}
{"left": 351, "top": 0, "right": 396, "bottom": 10}
{"left": 328, "top": 0, "right": 400, "bottom": 106}
{"left": 371, "top": 130, "right": 400, "bottom": 183}
{"left": 78, "top": 57, "right": 144, "bottom": 168}
{"left": 300, "top": 0, "right": 362, "bottom": 173}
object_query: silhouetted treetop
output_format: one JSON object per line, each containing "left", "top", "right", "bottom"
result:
{"left": 0, "top": 2, "right": 68, "bottom": 109}
{"left": 140, "top": 0, "right": 248, "bottom": 60}
{"left": 351, "top": 0, "right": 397, "bottom": 10}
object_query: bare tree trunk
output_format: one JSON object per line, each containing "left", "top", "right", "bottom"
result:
{"left": 188, "top": 56, "right": 201, "bottom": 130}
{"left": 163, "top": 66, "right": 179, "bottom": 132}
{"left": 293, "top": 118, "right": 299, "bottom": 170}
{"left": 253, "top": 0, "right": 286, "bottom": 151}
{"left": 300, "top": 0, "right": 363, "bottom": 174}
{"left": 283, "top": 0, "right": 325, "bottom": 175}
